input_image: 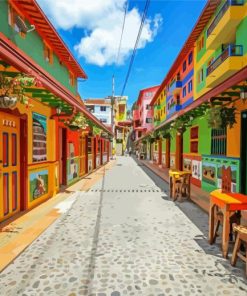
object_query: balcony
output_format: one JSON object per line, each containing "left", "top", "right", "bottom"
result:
{"left": 133, "top": 109, "right": 140, "bottom": 121}
{"left": 170, "top": 80, "right": 182, "bottom": 95}
{"left": 206, "top": 44, "right": 243, "bottom": 87}
{"left": 206, "top": 0, "right": 244, "bottom": 49}
{"left": 154, "top": 105, "right": 161, "bottom": 110}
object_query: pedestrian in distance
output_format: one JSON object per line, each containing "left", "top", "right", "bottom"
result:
{"left": 129, "top": 147, "right": 132, "bottom": 156}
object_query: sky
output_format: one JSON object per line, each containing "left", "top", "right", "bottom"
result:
{"left": 37, "top": 0, "right": 207, "bottom": 108}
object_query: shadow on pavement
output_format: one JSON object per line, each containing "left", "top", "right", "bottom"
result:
{"left": 133, "top": 156, "right": 247, "bottom": 281}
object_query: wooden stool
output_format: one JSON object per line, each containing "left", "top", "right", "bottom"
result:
{"left": 231, "top": 225, "right": 247, "bottom": 276}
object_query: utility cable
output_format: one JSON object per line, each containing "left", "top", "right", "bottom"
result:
{"left": 121, "top": 0, "right": 151, "bottom": 96}
{"left": 116, "top": 1, "right": 128, "bottom": 65}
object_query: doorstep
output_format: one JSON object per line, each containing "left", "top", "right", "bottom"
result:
{"left": 0, "top": 160, "right": 116, "bottom": 272}
{"left": 139, "top": 159, "right": 247, "bottom": 223}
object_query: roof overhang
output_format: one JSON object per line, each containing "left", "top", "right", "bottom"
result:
{"left": 10, "top": 0, "right": 87, "bottom": 79}
{"left": 0, "top": 32, "right": 113, "bottom": 136}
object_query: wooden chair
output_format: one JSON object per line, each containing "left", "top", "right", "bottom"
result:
{"left": 212, "top": 166, "right": 241, "bottom": 243}
{"left": 231, "top": 225, "right": 247, "bottom": 276}
{"left": 174, "top": 173, "right": 191, "bottom": 202}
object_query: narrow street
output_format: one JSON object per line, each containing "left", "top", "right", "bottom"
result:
{"left": 1, "top": 157, "right": 247, "bottom": 296}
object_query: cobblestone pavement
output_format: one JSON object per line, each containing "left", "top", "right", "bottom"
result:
{"left": 0, "top": 157, "right": 247, "bottom": 296}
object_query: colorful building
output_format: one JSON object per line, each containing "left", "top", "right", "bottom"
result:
{"left": 113, "top": 96, "right": 131, "bottom": 155}
{"left": 135, "top": 0, "right": 247, "bottom": 196}
{"left": 0, "top": 0, "right": 112, "bottom": 223}
{"left": 84, "top": 98, "right": 112, "bottom": 127}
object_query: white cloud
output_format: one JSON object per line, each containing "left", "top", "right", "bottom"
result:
{"left": 37, "top": 0, "right": 162, "bottom": 66}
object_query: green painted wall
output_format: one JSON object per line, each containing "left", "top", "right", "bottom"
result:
{"left": 0, "top": 1, "right": 77, "bottom": 95}
{"left": 170, "top": 134, "right": 176, "bottom": 153}
{"left": 236, "top": 17, "right": 247, "bottom": 55}
{"left": 183, "top": 116, "right": 211, "bottom": 154}
{"left": 183, "top": 128, "right": 190, "bottom": 154}
{"left": 162, "top": 140, "right": 166, "bottom": 152}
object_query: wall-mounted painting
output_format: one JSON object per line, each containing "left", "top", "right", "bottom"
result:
{"left": 183, "top": 158, "right": 192, "bottom": 172}
{"left": 192, "top": 160, "right": 202, "bottom": 180}
{"left": 202, "top": 162, "right": 217, "bottom": 186}
{"left": 33, "top": 113, "right": 47, "bottom": 162}
{"left": 30, "top": 170, "right": 48, "bottom": 201}
{"left": 170, "top": 155, "right": 175, "bottom": 169}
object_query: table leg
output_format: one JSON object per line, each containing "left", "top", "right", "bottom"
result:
{"left": 209, "top": 200, "right": 215, "bottom": 245}
{"left": 222, "top": 208, "right": 230, "bottom": 259}
{"left": 169, "top": 176, "right": 172, "bottom": 198}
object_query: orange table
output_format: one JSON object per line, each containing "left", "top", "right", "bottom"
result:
{"left": 209, "top": 189, "right": 247, "bottom": 258}
{"left": 169, "top": 170, "right": 191, "bottom": 200}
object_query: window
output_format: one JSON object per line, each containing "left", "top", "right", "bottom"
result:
{"left": 190, "top": 126, "right": 199, "bottom": 153}
{"left": 183, "top": 61, "right": 187, "bottom": 72}
{"left": 86, "top": 106, "right": 94, "bottom": 113}
{"left": 44, "top": 43, "right": 53, "bottom": 64}
{"left": 182, "top": 86, "right": 187, "bottom": 98}
{"left": 88, "top": 137, "right": 92, "bottom": 154}
{"left": 163, "top": 106, "right": 166, "bottom": 113}
{"left": 211, "top": 128, "right": 227, "bottom": 155}
{"left": 100, "top": 106, "right": 107, "bottom": 112}
{"left": 146, "top": 105, "right": 152, "bottom": 110}
{"left": 146, "top": 118, "right": 152, "bottom": 123}
{"left": 188, "top": 52, "right": 193, "bottom": 65}
{"left": 100, "top": 118, "right": 107, "bottom": 123}
{"left": 198, "top": 36, "right": 204, "bottom": 52}
{"left": 69, "top": 72, "right": 75, "bottom": 86}
{"left": 197, "top": 68, "right": 204, "bottom": 84}
{"left": 8, "top": 5, "right": 25, "bottom": 37}
{"left": 188, "top": 80, "right": 193, "bottom": 93}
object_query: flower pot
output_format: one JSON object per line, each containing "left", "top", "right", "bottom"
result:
{"left": 0, "top": 96, "right": 17, "bottom": 109}
{"left": 68, "top": 125, "right": 79, "bottom": 131}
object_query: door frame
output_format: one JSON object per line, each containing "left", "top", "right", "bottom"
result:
{"left": 0, "top": 109, "right": 28, "bottom": 212}
{"left": 240, "top": 110, "right": 247, "bottom": 194}
{"left": 58, "top": 127, "right": 67, "bottom": 186}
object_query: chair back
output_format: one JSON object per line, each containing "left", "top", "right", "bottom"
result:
{"left": 222, "top": 165, "right": 232, "bottom": 193}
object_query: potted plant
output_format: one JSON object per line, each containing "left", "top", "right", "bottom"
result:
{"left": 0, "top": 73, "right": 35, "bottom": 109}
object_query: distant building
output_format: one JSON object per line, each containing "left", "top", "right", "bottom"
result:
{"left": 84, "top": 99, "right": 112, "bottom": 127}
{"left": 133, "top": 86, "right": 160, "bottom": 140}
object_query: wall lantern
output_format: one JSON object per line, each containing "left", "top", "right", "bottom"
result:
{"left": 240, "top": 89, "right": 247, "bottom": 100}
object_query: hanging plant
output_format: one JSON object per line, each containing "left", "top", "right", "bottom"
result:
{"left": 220, "top": 106, "right": 237, "bottom": 129}
{"left": 158, "top": 128, "right": 170, "bottom": 139}
{"left": 205, "top": 105, "right": 237, "bottom": 129}
{"left": 64, "top": 112, "right": 89, "bottom": 130}
{"left": 93, "top": 125, "right": 102, "bottom": 135}
{"left": 0, "top": 73, "right": 35, "bottom": 109}
{"left": 170, "top": 116, "right": 191, "bottom": 135}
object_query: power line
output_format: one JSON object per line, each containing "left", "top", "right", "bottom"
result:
{"left": 116, "top": 1, "right": 128, "bottom": 66}
{"left": 121, "top": 0, "right": 151, "bottom": 96}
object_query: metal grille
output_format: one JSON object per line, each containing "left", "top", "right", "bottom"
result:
{"left": 211, "top": 128, "right": 227, "bottom": 155}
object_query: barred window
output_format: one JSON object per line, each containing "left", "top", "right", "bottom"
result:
{"left": 211, "top": 128, "right": 227, "bottom": 155}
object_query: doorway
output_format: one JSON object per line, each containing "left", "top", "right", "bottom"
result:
{"left": 59, "top": 127, "right": 67, "bottom": 186}
{"left": 0, "top": 112, "right": 26, "bottom": 221}
{"left": 241, "top": 110, "right": 247, "bottom": 194}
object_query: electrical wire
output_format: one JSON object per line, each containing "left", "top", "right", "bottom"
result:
{"left": 120, "top": 0, "right": 151, "bottom": 96}
{"left": 116, "top": 1, "right": 128, "bottom": 65}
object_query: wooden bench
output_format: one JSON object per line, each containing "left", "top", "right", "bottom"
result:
{"left": 231, "top": 225, "right": 247, "bottom": 276}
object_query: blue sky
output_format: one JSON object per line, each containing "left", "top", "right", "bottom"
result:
{"left": 38, "top": 0, "right": 206, "bottom": 108}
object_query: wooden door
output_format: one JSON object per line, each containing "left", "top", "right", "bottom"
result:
{"left": 241, "top": 110, "right": 247, "bottom": 194}
{"left": 79, "top": 136, "right": 86, "bottom": 176}
{"left": 0, "top": 112, "right": 20, "bottom": 221}
{"left": 59, "top": 127, "right": 67, "bottom": 186}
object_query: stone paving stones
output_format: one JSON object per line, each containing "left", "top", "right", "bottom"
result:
{"left": 0, "top": 157, "right": 247, "bottom": 295}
